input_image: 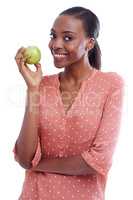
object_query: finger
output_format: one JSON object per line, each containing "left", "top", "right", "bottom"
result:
{"left": 35, "top": 63, "right": 43, "bottom": 74}
{"left": 17, "top": 58, "right": 29, "bottom": 74}
{"left": 17, "top": 47, "right": 25, "bottom": 55}
{"left": 20, "top": 58, "right": 31, "bottom": 72}
{"left": 34, "top": 63, "right": 41, "bottom": 70}
{"left": 15, "top": 47, "right": 24, "bottom": 59}
{"left": 17, "top": 57, "right": 25, "bottom": 73}
{"left": 15, "top": 55, "right": 25, "bottom": 69}
{"left": 15, "top": 47, "right": 26, "bottom": 60}
{"left": 15, "top": 50, "right": 27, "bottom": 69}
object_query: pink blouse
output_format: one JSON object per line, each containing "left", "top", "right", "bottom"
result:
{"left": 14, "top": 68, "right": 124, "bottom": 200}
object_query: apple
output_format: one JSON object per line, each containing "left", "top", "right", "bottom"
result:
{"left": 23, "top": 46, "right": 41, "bottom": 64}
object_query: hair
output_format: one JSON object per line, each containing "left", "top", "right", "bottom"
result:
{"left": 59, "top": 6, "right": 101, "bottom": 70}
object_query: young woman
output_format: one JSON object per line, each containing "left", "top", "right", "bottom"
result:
{"left": 14, "top": 6, "right": 124, "bottom": 200}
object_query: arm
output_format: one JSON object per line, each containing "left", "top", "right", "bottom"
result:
{"left": 13, "top": 47, "right": 43, "bottom": 169}
{"left": 32, "top": 155, "right": 96, "bottom": 176}
{"left": 81, "top": 75, "right": 124, "bottom": 176}
{"left": 32, "top": 75, "right": 124, "bottom": 176}
{"left": 14, "top": 88, "right": 40, "bottom": 169}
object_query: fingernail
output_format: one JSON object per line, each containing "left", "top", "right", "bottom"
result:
{"left": 36, "top": 63, "right": 41, "bottom": 68}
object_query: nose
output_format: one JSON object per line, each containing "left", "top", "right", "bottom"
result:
{"left": 51, "top": 38, "right": 64, "bottom": 50}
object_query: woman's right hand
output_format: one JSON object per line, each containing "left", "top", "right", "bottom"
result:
{"left": 15, "top": 47, "right": 43, "bottom": 91}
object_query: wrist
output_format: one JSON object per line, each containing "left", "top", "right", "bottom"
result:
{"left": 27, "top": 86, "right": 40, "bottom": 93}
{"left": 26, "top": 88, "right": 40, "bottom": 113}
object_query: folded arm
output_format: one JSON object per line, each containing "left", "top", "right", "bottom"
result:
{"left": 32, "top": 155, "right": 96, "bottom": 176}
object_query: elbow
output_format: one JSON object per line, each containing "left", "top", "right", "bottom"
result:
{"left": 19, "top": 160, "right": 32, "bottom": 169}
{"left": 14, "top": 144, "right": 33, "bottom": 169}
{"left": 16, "top": 154, "right": 33, "bottom": 169}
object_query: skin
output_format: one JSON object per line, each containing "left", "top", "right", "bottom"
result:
{"left": 49, "top": 15, "right": 95, "bottom": 86}
{"left": 48, "top": 15, "right": 95, "bottom": 114}
{"left": 14, "top": 48, "right": 43, "bottom": 169}
{"left": 14, "top": 15, "right": 97, "bottom": 175}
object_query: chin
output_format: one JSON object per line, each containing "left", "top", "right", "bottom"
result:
{"left": 54, "top": 64, "right": 65, "bottom": 69}
{"left": 54, "top": 62, "right": 66, "bottom": 68}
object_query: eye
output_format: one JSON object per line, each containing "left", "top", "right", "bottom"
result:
{"left": 64, "top": 36, "right": 72, "bottom": 41}
{"left": 49, "top": 32, "right": 56, "bottom": 39}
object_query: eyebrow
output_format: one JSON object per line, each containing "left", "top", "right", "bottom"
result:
{"left": 50, "top": 28, "right": 77, "bottom": 35}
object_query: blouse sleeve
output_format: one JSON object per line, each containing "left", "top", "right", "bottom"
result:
{"left": 13, "top": 142, "right": 19, "bottom": 162}
{"left": 13, "top": 135, "right": 41, "bottom": 168}
{"left": 81, "top": 74, "right": 125, "bottom": 176}
{"left": 30, "top": 135, "right": 42, "bottom": 167}
{"left": 13, "top": 77, "right": 46, "bottom": 168}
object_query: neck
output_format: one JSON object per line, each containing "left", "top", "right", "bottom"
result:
{"left": 63, "top": 57, "right": 93, "bottom": 85}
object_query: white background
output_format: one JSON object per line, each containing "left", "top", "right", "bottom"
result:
{"left": 0, "top": 0, "right": 132, "bottom": 199}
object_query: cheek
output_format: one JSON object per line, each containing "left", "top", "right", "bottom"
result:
{"left": 70, "top": 44, "right": 86, "bottom": 59}
{"left": 71, "top": 39, "right": 86, "bottom": 52}
{"left": 77, "top": 41, "right": 86, "bottom": 53}
{"left": 48, "top": 41, "right": 52, "bottom": 49}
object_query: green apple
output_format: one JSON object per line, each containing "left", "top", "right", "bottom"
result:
{"left": 24, "top": 46, "right": 41, "bottom": 64}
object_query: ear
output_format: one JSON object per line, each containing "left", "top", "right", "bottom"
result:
{"left": 86, "top": 37, "right": 95, "bottom": 51}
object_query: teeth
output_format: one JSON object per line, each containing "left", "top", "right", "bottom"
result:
{"left": 54, "top": 54, "right": 67, "bottom": 58}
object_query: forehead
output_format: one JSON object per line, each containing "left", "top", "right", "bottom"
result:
{"left": 51, "top": 15, "right": 85, "bottom": 34}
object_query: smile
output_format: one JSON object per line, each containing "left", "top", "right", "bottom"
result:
{"left": 53, "top": 54, "right": 67, "bottom": 58}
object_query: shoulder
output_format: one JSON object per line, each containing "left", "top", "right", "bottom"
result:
{"left": 97, "top": 70, "right": 124, "bottom": 90}
{"left": 40, "top": 73, "right": 58, "bottom": 88}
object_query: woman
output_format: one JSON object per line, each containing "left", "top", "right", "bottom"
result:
{"left": 14, "top": 6, "right": 124, "bottom": 200}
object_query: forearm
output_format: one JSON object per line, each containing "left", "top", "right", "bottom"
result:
{"left": 15, "top": 89, "right": 40, "bottom": 169}
{"left": 33, "top": 155, "right": 96, "bottom": 176}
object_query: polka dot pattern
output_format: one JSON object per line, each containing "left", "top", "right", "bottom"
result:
{"left": 14, "top": 69, "right": 124, "bottom": 200}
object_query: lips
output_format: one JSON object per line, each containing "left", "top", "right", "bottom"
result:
{"left": 54, "top": 54, "right": 67, "bottom": 58}
{"left": 52, "top": 50, "right": 68, "bottom": 59}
